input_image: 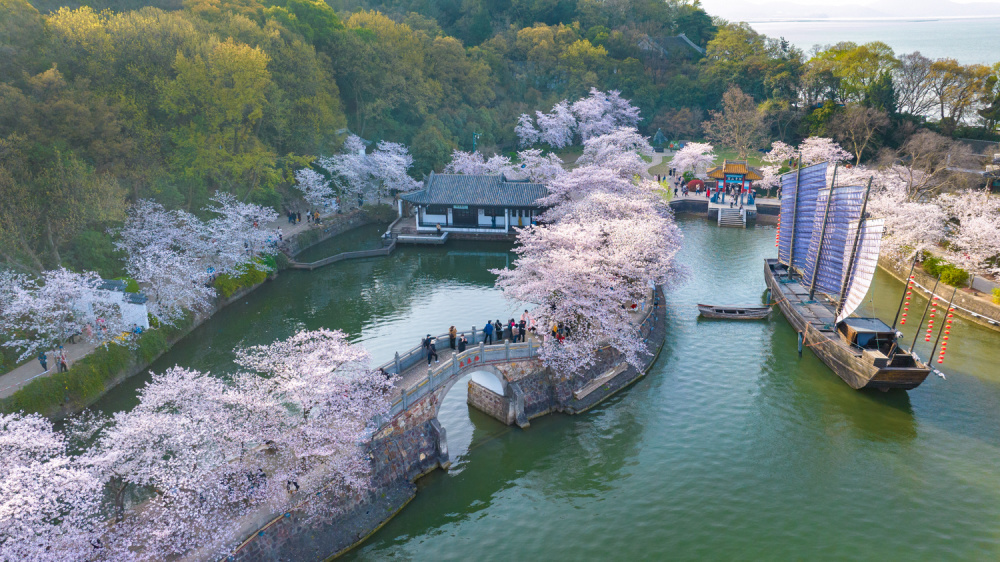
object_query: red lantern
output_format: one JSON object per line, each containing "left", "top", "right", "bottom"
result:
{"left": 943, "top": 335, "right": 949, "bottom": 340}
{"left": 900, "top": 319, "right": 907, "bottom": 325}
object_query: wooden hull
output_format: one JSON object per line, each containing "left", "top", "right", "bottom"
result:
{"left": 697, "top": 304, "right": 771, "bottom": 320}
{"left": 764, "top": 259, "right": 931, "bottom": 391}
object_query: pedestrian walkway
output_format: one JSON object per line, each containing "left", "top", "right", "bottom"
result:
{"left": 0, "top": 340, "right": 98, "bottom": 399}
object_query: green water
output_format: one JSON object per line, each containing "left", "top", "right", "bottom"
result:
{"left": 344, "top": 218, "right": 1000, "bottom": 561}
{"left": 92, "top": 219, "right": 1000, "bottom": 559}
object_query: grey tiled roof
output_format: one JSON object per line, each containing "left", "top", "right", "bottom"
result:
{"left": 402, "top": 173, "right": 547, "bottom": 207}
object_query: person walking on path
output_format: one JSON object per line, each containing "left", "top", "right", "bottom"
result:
{"left": 426, "top": 337, "right": 439, "bottom": 365}
{"left": 38, "top": 350, "right": 48, "bottom": 373}
{"left": 483, "top": 321, "right": 494, "bottom": 345}
{"left": 276, "top": 228, "right": 283, "bottom": 242}
{"left": 58, "top": 347, "right": 69, "bottom": 373}
{"left": 448, "top": 326, "right": 457, "bottom": 350}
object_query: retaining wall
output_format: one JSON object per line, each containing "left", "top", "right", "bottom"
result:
{"left": 467, "top": 380, "right": 512, "bottom": 424}
{"left": 879, "top": 255, "right": 1000, "bottom": 332}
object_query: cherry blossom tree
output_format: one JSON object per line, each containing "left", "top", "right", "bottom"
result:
{"left": 938, "top": 189, "right": 1000, "bottom": 276}
{"left": 798, "top": 136, "right": 852, "bottom": 166}
{"left": 0, "top": 413, "right": 102, "bottom": 561}
{"left": 670, "top": 142, "right": 716, "bottom": 177}
{"left": 319, "top": 134, "right": 368, "bottom": 200}
{"left": 535, "top": 100, "right": 576, "bottom": 149}
{"left": 515, "top": 113, "right": 541, "bottom": 146}
{"left": 293, "top": 168, "right": 338, "bottom": 213}
{"left": 204, "top": 193, "right": 279, "bottom": 276}
{"left": 445, "top": 148, "right": 566, "bottom": 183}
{"left": 115, "top": 200, "right": 215, "bottom": 325}
{"left": 512, "top": 149, "right": 565, "bottom": 183}
{"left": 233, "top": 329, "right": 396, "bottom": 519}
{"left": 316, "top": 135, "right": 419, "bottom": 204}
{"left": 0, "top": 268, "right": 129, "bottom": 362}
{"left": 368, "top": 140, "right": 421, "bottom": 199}
{"left": 493, "top": 192, "right": 682, "bottom": 375}
{"left": 571, "top": 88, "right": 642, "bottom": 141}
{"left": 576, "top": 127, "right": 653, "bottom": 177}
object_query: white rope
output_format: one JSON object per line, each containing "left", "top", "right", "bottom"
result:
{"left": 906, "top": 277, "right": 1000, "bottom": 326}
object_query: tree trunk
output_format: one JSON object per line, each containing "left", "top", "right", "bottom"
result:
{"left": 45, "top": 218, "right": 61, "bottom": 266}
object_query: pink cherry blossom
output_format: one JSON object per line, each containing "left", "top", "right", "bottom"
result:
{"left": 670, "top": 142, "right": 716, "bottom": 177}
{"left": 535, "top": 100, "right": 577, "bottom": 149}
{"left": 515, "top": 113, "right": 541, "bottom": 147}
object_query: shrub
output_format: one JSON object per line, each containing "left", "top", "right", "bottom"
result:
{"left": 213, "top": 261, "right": 269, "bottom": 298}
{"left": 940, "top": 265, "right": 969, "bottom": 288}
{"left": 993, "top": 288, "right": 1000, "bottom": 305}
{"left": 922, "top": 255, "right": 943, "bottom": 276}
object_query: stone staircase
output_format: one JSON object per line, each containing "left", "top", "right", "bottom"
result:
{"left": 718, "top": 207, "right": 745, "bottom": 228}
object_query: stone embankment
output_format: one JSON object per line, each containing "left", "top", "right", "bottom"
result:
{"left": 231, "top": 288, "right": 667, "bottom": 561}
{"left": 879, "top": 255, "right": 1000, "bottom": 333}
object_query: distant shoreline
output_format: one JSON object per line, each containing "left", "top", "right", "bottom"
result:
{"left": 746, "top": 15, "right": 1000, "bottom": 24}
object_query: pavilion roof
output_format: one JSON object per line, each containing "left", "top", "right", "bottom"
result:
{"left": 706, "top": 160, "right": 763, "bottom": 181}
{"left": 401, "top": 173, "right": 547, "bottom": 208}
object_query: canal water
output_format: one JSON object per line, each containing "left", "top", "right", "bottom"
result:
{"left": 93, "top": 217, "right": 1000, "bottom": 559}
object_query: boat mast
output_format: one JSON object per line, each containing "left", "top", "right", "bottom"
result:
{"left": 890, "top": 256, "right": 918, "bottom": 330}
{"left": 786, "top": 152, "right": 803, "bottom": 270}
{"left": 908, "top": 274, "right": 940, "bottom": 353}
{"left": 835, "top": 177, "right": 873, "bottom": 319}
{"left": 808, "top": 162, "right": 838, "bottom": 300}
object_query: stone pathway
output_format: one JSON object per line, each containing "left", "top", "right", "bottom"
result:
{"left": 0, "top": 340, "right": 98, "bottom": 399}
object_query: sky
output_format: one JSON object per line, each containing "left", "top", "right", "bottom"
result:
{"left": 698, "top": 0, "right": 1000, "bottom": 21}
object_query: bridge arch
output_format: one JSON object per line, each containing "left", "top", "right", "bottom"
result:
{"left": 432, "top": 364, "right": 508, "bottom": 420}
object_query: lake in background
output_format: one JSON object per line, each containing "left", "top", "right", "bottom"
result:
{"left": 749, "top": 17, "right": 1000, "bottom": 65}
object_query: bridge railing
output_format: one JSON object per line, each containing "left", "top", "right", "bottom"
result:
{"left": 375, "top": 287, "right": 661, "bottom": 427}
{"left": 378, "top": 338, "right": 539, "bottom": 421}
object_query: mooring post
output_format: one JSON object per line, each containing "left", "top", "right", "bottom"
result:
{"left": 797, "top": 332, "right": 803, "bottom": 356}
{"left": 528, "top": 338, "right": 533, "bottom": 357}
{"left": 505, "top": 340, "right": 510, "bottom": 362}
{"left": 479, "top": 342, "right": 485, "bottom": 359}
{"left": 471, "top": 326, "right": 476, "bottom": 345}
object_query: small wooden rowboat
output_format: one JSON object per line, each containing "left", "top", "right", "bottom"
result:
{"left": 697, "top": 304, "right": 771, "bottom": 320}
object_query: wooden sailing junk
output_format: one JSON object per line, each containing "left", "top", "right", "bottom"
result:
{"left": 764, "top": 161, "right": 931, "bottom": 391}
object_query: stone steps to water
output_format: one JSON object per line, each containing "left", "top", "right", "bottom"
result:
{"left": 718, "top": 208, "right": 745, "bottom": 228}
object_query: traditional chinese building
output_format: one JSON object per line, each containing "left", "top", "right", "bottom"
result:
{"left": 400, "top": 172, "right": 547, "bottom": 234}
{"left": 706, "top": 160, "right": 763, "bottom": 204}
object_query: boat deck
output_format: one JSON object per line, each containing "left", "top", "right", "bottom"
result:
{"left": 773, "top": 272, "right": 839, "bottom": 332}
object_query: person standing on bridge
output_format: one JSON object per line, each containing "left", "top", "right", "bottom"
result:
{"left": 483, "top": 321, "right": 494, "bottom": 344}
{"left": 458, "top": 334, "right": 468, "bottom": 352}
{"left": 449, "top": 326, "right": 457, "bottom": 349}
{"left": 427, "top": 337, "right": 439, "bottom": 365}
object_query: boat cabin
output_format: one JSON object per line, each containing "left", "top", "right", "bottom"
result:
{"left": 400, "top": 172, "right": 546, "bottom": 234}
{"left": 837, "top": 317, "right": 897, "bottom": 354}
